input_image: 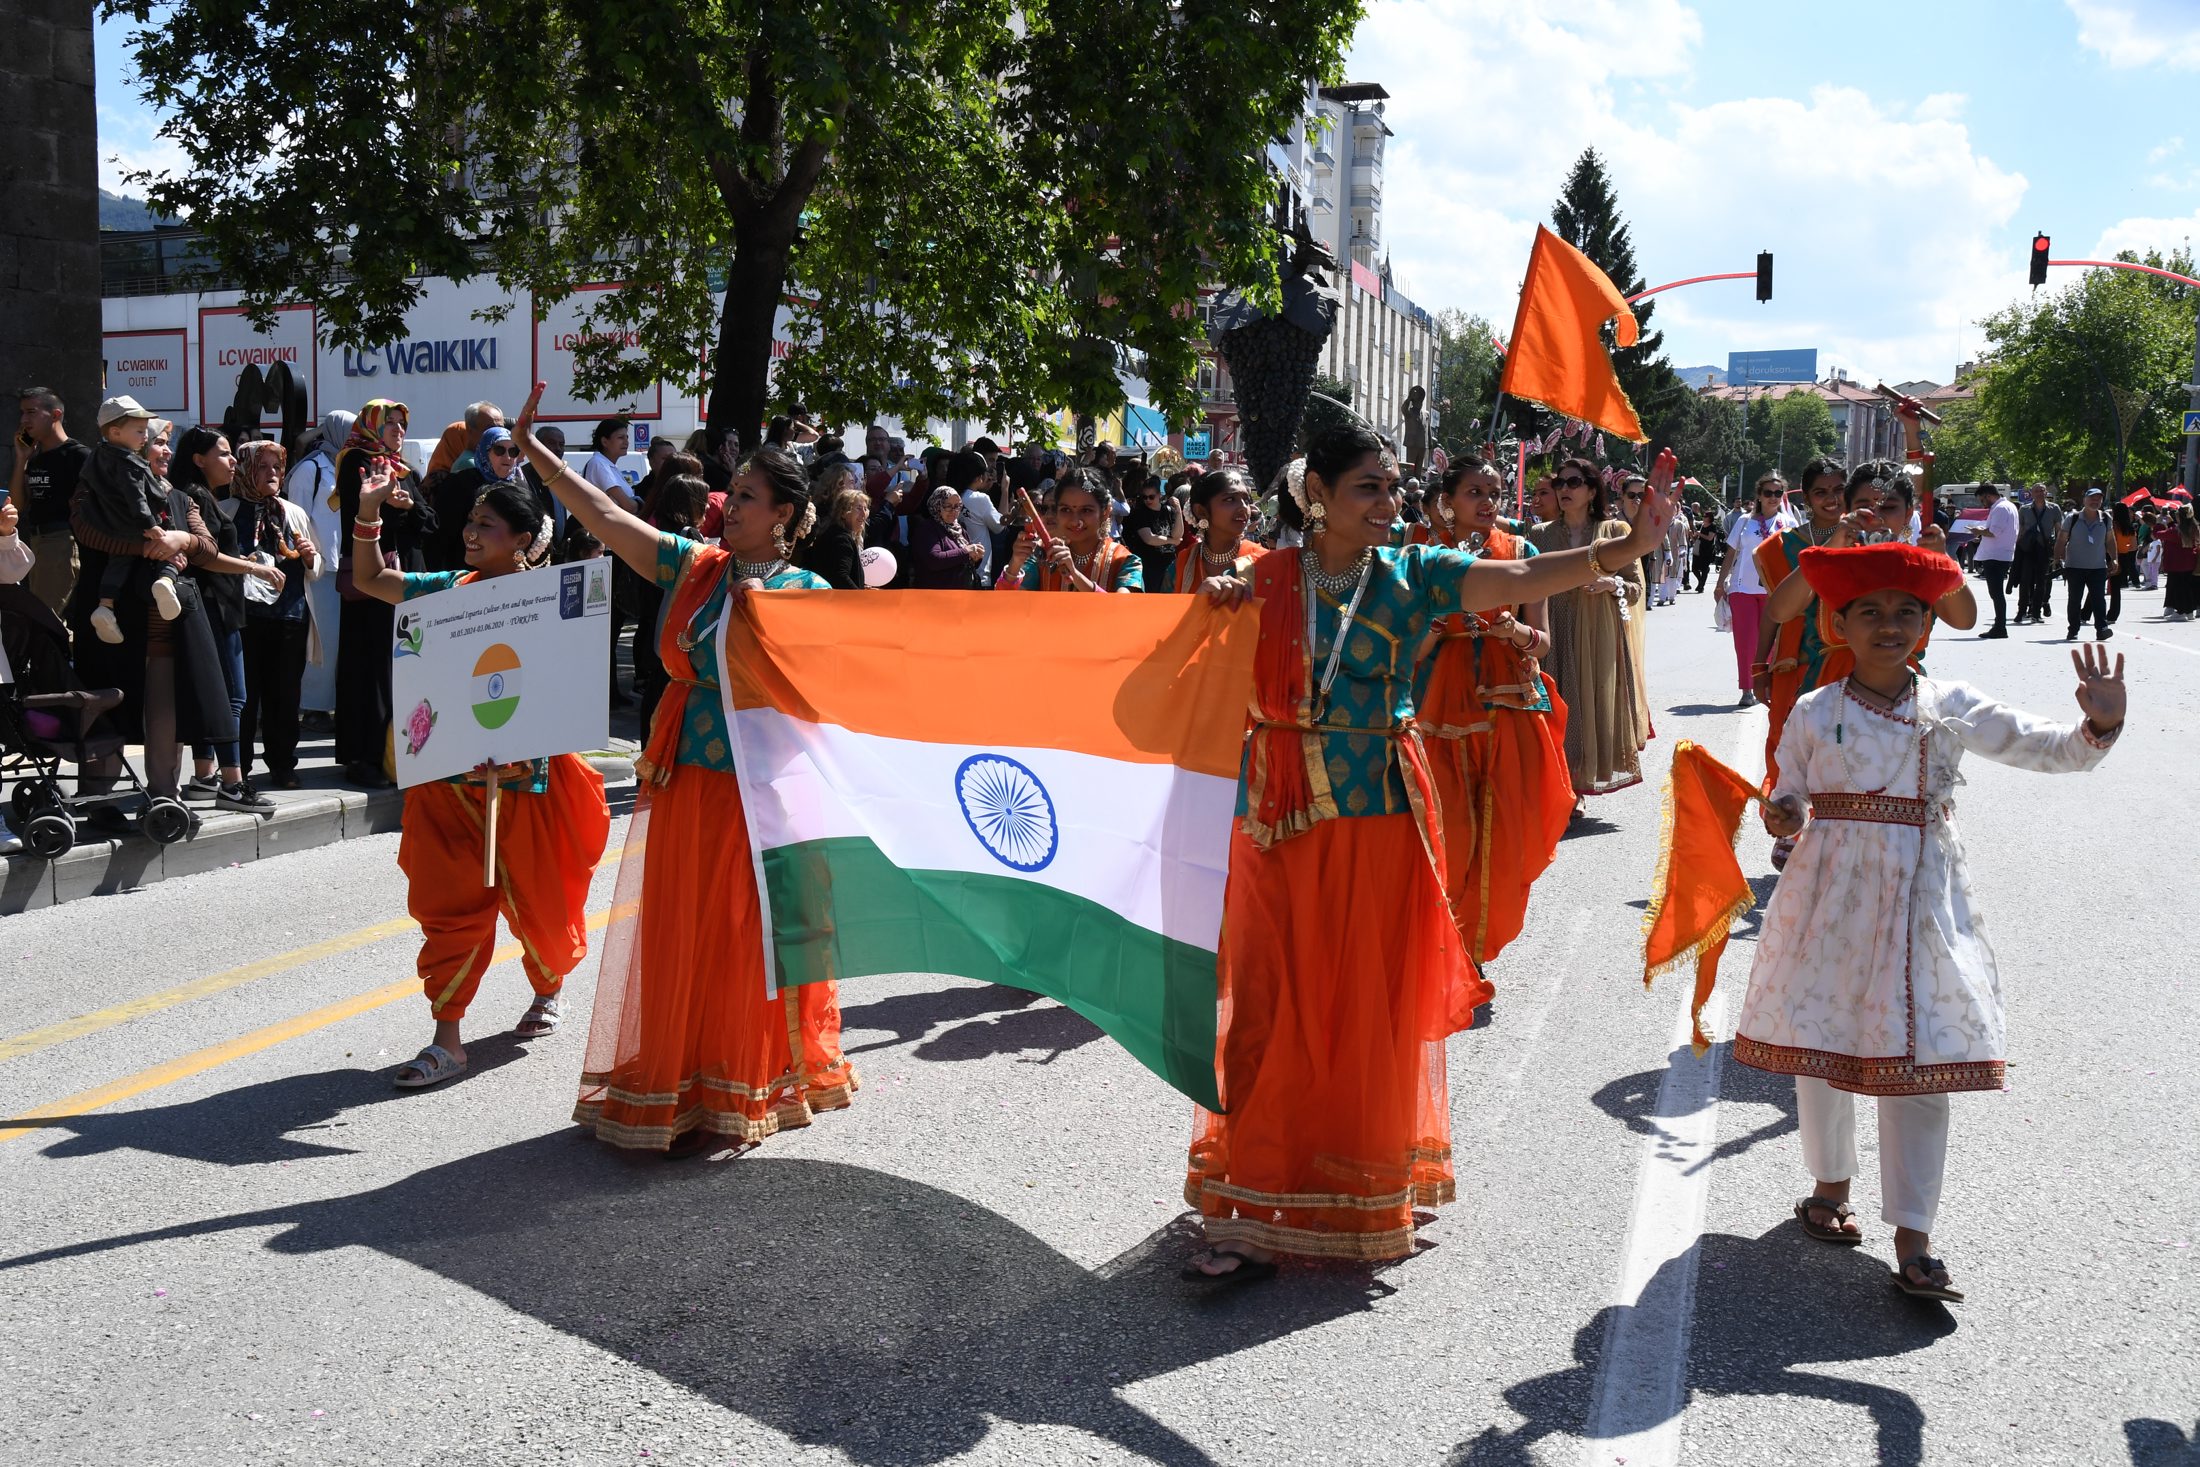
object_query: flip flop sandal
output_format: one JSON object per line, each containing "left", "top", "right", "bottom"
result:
{"left": 1794, "top": 1195, "right": 1865, "bottom": 1245}
{"left": 515, "top": 994, "right": 563, "bottom": 1038}
{"left": 392, "top": 1044, "right": 467, "bottom": 1091}
{"left": 1180, "top": 1251, "right": 1279, "bottom": 1288}
{"left": 1892, "top": 1254, "right": 1965, "bottom": 1303}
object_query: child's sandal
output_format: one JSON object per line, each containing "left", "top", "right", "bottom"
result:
{"left": 1793, "top": 1195, "right": 1864, "bottom": 1245}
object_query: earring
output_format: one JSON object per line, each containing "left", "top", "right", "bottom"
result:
{"left": 1193, "top": 517, "right": 1209, "bottom": 533}
{"left": 1307, "top": 502, "right": 1328, "bottom": 532}
{"left": 771, "top": 523, "right": 789, "bottom": 556}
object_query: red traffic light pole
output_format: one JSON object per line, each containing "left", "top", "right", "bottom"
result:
{"left": 2028, "top": 234, "right": 2200, "bottom": 496}
{"left": 1621, "top": 255, "right": 1774, "bottom": 505}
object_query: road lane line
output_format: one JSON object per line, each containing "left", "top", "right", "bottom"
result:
{"left": 0, "top": 844, "right": 624, "bottom": 1066}
{"left": 0, "top": 901, "right": 628, "bottom": 1145}
{"left": 1578, "top": 709, "right": 1764, "bottom": 1467}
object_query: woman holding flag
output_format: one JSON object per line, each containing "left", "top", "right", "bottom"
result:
{"left": 346, "top": 466, "right": 612, "bottom": 1091}
{"left": 509, "top": 383, "right": 858, "bottom": 1155}
{"left": 1415, "top": 455, "right": 1572, "bottom": 964}
{"left": 1182, "top": 423, "right": 1677, "bottom": 1279}
{"left": 1169, "top": 467, "right": 1264, "bottom": 594}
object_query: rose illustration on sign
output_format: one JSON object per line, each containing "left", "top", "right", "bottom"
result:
{"left": 403, "top": 699, "right": 437, "bottom": 757}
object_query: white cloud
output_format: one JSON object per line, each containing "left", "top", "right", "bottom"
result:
{"left": 94, "top": 102, "right": 188, "bottom": 196}
{"left": 2093, "top": 209, "right": 2200, "bottom": 260}
{"left": 1348, "top": 0, "right": 2028, "bottom": 383}
{"left": 2067, "top": 0, "right": 2200, "bottom": 69}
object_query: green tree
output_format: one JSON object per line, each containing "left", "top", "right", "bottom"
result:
{"left": 1543, "top": 148, "right": 1687, "bottom": 444}
{"left": 1923, "top": 395, "right": 2020, "bottom": 487}
{"left": 1662, "top": 391, "right": 1745, "bottom": 496}
{"left": 109, "top": 0, "right": 1361, "bottom": 447}
{"left": 1975, "top": 248, "right": 2197, "bottom": 490}
{"left": 1746, "top": 390, "right": 1840, "bottom": 486}
{"left": 1432, "top": 308, "right": 1501, "bottom": 455}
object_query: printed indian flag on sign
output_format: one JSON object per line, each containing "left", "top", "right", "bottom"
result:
{"left": 720, "top": 591, "right": 1259, "bottom": 1109}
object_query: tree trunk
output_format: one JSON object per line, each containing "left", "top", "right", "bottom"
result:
{"left": 706, "top": 215, "right": 796, "bottom": 456}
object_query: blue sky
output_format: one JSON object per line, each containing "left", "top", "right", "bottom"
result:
{"left": 1347, "top": 0, "right": 2200, "bottom": 382}
{"left": 96, "top": 1, "right": 2200, "bottom": 384}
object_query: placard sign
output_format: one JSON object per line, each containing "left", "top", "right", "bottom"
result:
{"left": 103, "top": 330, "right": 189, "bottom": 413}
{"left": 200, "top": 303, "right": 318, "bottom": 426}
{"left": 390, "top": 562, "right": 613, "bottom": 788}
{"left": 531, "top": 284, "right": 664, "bottom": 423}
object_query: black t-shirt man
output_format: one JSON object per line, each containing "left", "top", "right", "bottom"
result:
{"left": 20, "top": 438, "right": 91, "bottom": 534}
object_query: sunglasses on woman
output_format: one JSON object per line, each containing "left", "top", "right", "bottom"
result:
{"left": 1552, "top": 474, "right": 1588, "bottom": 488}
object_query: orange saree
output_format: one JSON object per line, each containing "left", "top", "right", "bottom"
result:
{"left": 574, "top": 540, "right": 857, "bottom": 1148}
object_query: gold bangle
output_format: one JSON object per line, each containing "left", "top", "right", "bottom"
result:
{"left": 1586, "top": 540, "right": 1615, "bottom": 579}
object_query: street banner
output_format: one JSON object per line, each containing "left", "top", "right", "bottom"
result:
{"left": 390, "top": 562, "right": 614, "bottom": 788}
{"left": 102, "top": 330, "right": 189, "bottom": 413}
{"left": 721, "top": 591, "right": 1259, "bottom": 1109}
{"left": 200, "top": 303, "right": 317, "bottom": 427}
{"left": 531, "top": 283, "right": 664, "bottom": 423}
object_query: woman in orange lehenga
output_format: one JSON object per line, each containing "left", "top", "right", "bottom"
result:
{"left": 345, "top": 471, "right": 611, "bottom": 1091}
{"left": 1168, "top": 467, "right": 1265, "bottom": 594}
{"left": 1181, "top": 426, "right": 1677, "bottom": 1281}
{"left": 511, "top": 384, "right": 856, "bottom": 1156}
{"left": 1415, "top": 456, "right": 1573, "bottom": 964}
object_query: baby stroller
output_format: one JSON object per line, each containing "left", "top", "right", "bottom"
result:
{"left": 1, "top": 583, "right": 194, "bottom": 858}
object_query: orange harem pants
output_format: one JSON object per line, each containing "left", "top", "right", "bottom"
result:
{"left": 1422, "top": 649, "right": 1574, "bottom": 964}
{"left": 573, "top": 761, "right": 858, "bottom": 1149}
{"left": 397, "top": 755, "right": 611, "bottom": 1021}
{"left": 1185, "top": 813, "right": 1485, "bottom": 1261}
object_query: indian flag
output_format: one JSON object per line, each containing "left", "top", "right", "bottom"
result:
{"left": 721, "top": 591, "right": 1259, "bottom": 1109}
{"left": 471, "top": 642, "right": 523, "bottom": 729}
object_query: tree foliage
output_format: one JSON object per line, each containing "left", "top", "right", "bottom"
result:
{"left": 107, "top": 0, "right": 1361, "bottom": 447}
{"left": 1974, "top": 248, "right": 2197, "bottom": 487}
{"left": 1432, "top": 308, "right": 1501, "bottom": 456}
{"left": 1660, "top": 391, "right": 1744, "bottom": 494}
{"left": 1922, "top": 395, "right": 2020, "bottom": 487}
{"left": 1747, "top": 390, "right": 1841, "bottom": 487}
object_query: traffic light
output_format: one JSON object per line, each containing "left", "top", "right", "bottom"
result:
{"left": 1755, "top": 251, "right": 1773, "bottom": 302}
{"left": 2030, "top": 234, "right": 2051, "bottom": 287}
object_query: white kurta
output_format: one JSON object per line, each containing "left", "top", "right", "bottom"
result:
{"left": 1734, "top": 677, "right": 2111, "bottom": 1096}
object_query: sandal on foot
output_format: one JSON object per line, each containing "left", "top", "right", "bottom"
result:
{"left": 1794, "top": 1195, "right": 1864, "bottom": 1245}
{"left": 515, "top": 994, "right": 563, "bottom": 1038}
{"left": 1180, "top": 1250, "right": 1278, "bottom": 1288}
{"left": 392, "top": 1044, "right": 467, "bottom": 1090}
{"left": 1892, "top": 1254, "right": 1965, "bottom": 1303}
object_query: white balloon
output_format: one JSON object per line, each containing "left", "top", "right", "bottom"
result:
{"left": 860, "top": 546, "right": 898, "bottom": 588}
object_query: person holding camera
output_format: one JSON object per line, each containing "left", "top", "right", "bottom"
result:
{"left": 1122, "top": 470, "right": 1184, "bottom": 591}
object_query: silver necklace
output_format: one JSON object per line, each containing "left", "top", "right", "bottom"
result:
{"left": 735, "top": 556, "right": 788, "bottom": 581}
{"left": 1201, "top": 539, "right": 1239, "bottom": 570}
{"left": 1304, "top": 545, "right": 1374, "bottom": 595}
{"left": 1304, "top": 551, "right": 1376, "bottom": 716}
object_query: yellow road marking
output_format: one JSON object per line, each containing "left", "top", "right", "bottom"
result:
{"left": 0, "top": 844, "right": 625, "bottom": 1066}
{"left": 0, "top": 903, "right": 627, "bottom": 1145}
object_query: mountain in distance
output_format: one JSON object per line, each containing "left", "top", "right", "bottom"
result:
{"left": 1672, "top": 364, "right": 1727, "bottom": 389}
{"left": 100, "top": 190, "right": 178, "bottom": 232}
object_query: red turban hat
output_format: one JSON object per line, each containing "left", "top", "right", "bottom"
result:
{"left": 1799, "top": 543, "right": 1964, "bottom": 643}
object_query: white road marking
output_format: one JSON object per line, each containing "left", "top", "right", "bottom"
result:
{"left": 2124, "top": 631, "right": 2200, "bottom": 658}
{"left": 1473, "top": 907, "right": 1592, "bottom": 1145}
{"left": 1579, "top": 709, "right": 1766, "bottom": 1467}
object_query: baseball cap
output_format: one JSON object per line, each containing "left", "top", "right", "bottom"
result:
{"left": 96, "top": 395, "right": 155, "bottom": 427}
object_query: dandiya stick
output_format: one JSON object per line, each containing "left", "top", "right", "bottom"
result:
{"left": 483, "top": 766, "right": 500, "bottom": 889}
{"left": 1016, "top": 486, "right": 1054, "bottom": 549}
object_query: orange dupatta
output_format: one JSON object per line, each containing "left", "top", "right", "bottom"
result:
{"left": 633, "top": 543, "right": 731, "bottom": 787}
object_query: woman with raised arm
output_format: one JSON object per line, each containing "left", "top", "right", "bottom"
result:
{"left": 510, "top": 383, "right": 857, "bottom": 1155}
{"left": 1415, "top": 455, "right": 1572, "bottom": 964}
{"left": 1529, "top": 457, "right": 1647, "bottom": 811}
{"left": 1168, "top": 467, "right": 1264, "bottom": 594}
{"left": 998, "top": 468, "right": 1143, "bottom": 591}
{"left": 347, "top": 466, "right": 611, "bottom": 1091}
{"left": 1180, "top": 423, "right": 1677, "bottom": 1281}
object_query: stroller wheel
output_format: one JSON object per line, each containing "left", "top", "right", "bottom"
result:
{"left": 142, "top": 797, "right": 195, "bottom": 846}
{"left": 23, "top": 811, "right": 76, "bottom": 860}
{"left": 9, "top": 778, "right": 62, "bottom": 826}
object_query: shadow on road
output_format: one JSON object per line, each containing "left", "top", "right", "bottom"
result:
{"left": 2128, "top": 1418, "right": 2200, "bottom": 1465}
{"left": 838, "top": 983, "right": 1045, "bottom": 1056}
{"left": 1665, "top": 702, "right": 1748, "bottom": 718}
{"left": 1587, "top": 1040, "right": 1798, "bottom": 1176}
{"left": 0, "top": 1131, "right": 1393, "bottom": 1466}
{"left": 3, "top": 1035, "right": 536, "bottom": 1164}
{"left": 1447, "top": 1224, "right": 1955, "bottom": 1467}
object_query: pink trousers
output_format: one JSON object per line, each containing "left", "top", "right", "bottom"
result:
{"left": 1727, "top": 592, "right": 1767, "bottom": 691}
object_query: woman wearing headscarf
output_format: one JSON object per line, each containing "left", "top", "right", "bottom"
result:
{"left": 908, "top": 484, "right": 985, "bottom": 589}
{"left": 334, "top": 399, "right": 432, "bottom": 787}
{"left": 430, "top": 425, "right": 532, "bottom": 571}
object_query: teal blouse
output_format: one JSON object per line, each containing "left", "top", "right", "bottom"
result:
{"left": 1237, "top": 543, "right": 1478, "bottom": 820}
{"left": 397, "top": 569, "right": 550, "bottom": 794}
{"left": 1409, "top": 538, "right": 1552, "bottom": 714}
{"left": 654, "top": 533, "right": 828, "bottom": 771}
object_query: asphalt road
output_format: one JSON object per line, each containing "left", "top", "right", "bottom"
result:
{"left": 2, "top": 577, "right": 2194, "bottom": 1467}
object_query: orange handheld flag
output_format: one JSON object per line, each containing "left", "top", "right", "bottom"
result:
{"left": 1499, "top": 225, "right": 1649, "bottom": 444}
{"left": 1641, "top": 741, "right": 1765, "bottom": 1054}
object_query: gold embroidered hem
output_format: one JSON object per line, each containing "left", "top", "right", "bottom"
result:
{"left": 1731, "top": 1034, "right": 2004, "bottom": 1096}
{"left": 573, "top": 1068, "right": 860, "bottom": 1150}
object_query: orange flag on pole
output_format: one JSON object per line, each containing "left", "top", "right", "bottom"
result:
{"left": 1499, "top": 225, "right": 1648, "bottom": 443}
{"left": 1641, "top": 741, "right": 1763, "bottom": 1054}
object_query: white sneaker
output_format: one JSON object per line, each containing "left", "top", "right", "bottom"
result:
{"left": 91, "top": 605, "right": 124, "bottom": 644}
{"left": 149, "top": 575, "right": 183, "bottom": 621}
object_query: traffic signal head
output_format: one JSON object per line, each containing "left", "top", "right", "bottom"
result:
{"left": 1756, "top": 251, "right": 1773, "bottom": 302}
{"left": 2030, "top": 233, "right": 2051, "bottom": 287}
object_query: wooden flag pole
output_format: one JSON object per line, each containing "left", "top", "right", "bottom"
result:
{"left": 483, "top": 765, "right": 501, "bottom": 888}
